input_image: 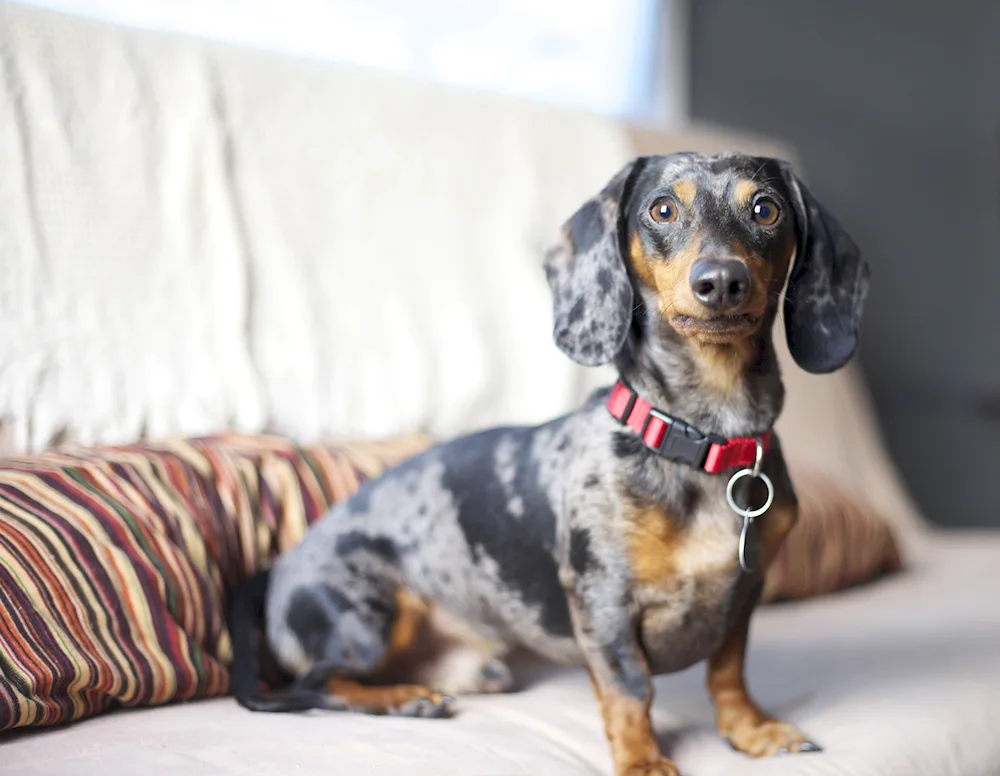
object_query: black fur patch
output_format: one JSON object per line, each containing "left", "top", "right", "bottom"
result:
{"left": 671, "top": 480, "right": 701, "bottom": 517}
{"left": 569, "top": 529, "right": 598, "bottom": 576}
{"left": 335, "top": 531, "right": 398, "bottom": 563}
{"left": 644, "top": 360, "right": 672, "bottom": 403}
{"left": 440, "top": 426, "right": 573, "bottom": 638}
{"left": 602, "top": 632, "right": 651, "bottom": 702}
{"left": 596, "top": 267, "right": 613, "bottom": 292}
{"left": 583, "top": 474, "right": 600, "bottom": 489}
{"left": 286, "top": 586, "right": 339, "bottom": 662}
{"left": 363, "top": 595, "right": 394, "bottom": 620}
{"left": 612, "top": 431, "right": 651, "bottom": 461}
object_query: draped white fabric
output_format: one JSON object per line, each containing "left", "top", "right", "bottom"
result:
{"left": 0, "top": 1, "right": 627, "bottom": 452}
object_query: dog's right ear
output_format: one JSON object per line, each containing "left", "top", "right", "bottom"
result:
{"left": 543, "top": 160, "right": 642, "bottom": 366}
{"left": 779, "top": 162, "right": 870, "bottom": 374}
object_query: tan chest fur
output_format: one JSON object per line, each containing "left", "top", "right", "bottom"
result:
{"left": 626, "top": 503, "right": 754, "bottom": 675}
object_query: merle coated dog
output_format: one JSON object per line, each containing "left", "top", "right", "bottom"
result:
{"left": 228, "top": 153, "right": 868, "bottom": 776}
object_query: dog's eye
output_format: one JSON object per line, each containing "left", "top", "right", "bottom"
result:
{"left": 649, "top": 199, "right": 678, "bottom": 223}
{"left": 752, "top": 198, "right": 780, "bottom": 226}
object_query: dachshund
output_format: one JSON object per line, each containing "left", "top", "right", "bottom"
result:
{"left": 228, "top": 152, "right": 868, "bottom": 776}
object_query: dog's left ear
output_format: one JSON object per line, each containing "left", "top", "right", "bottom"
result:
{"left": 543, "top": 160, "right": 642, "bottom": 366}
{"left": 779, "top": 162, "right": 870, "bottom": 373}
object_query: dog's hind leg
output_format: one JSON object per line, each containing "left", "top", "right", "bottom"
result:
{"left": 275, "top": 580, "right": 456, "bottom": 717}
{"left": 363, "top": 590, "right": 513, "bottom": 699}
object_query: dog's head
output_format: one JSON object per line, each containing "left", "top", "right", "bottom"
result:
{"left": 543, "top": 153, "right": 869, "bottom": 374}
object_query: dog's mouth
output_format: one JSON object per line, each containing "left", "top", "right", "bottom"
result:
{"left": 670, "top": 313, "right": 761, "bottom": 340}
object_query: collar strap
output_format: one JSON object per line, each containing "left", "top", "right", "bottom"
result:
{"left": 607, "top": 380, "right": 771, "bottom": 474}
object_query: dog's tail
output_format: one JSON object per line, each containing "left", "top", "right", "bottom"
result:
{"left": 227, "top": 569, "right": 330, "bottom": 713}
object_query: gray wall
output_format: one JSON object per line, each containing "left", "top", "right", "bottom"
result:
{"left": 689, "top": 0, "right": 1000, "bottom": 526}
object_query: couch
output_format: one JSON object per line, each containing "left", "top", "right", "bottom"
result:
{"left": 1, "top": 4, "right": 999, "bottom": 775}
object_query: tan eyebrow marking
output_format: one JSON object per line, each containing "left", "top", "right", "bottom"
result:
{"left": 672, "top": 180, "right": 696, "bottom": 207}
{"left": 733, "top": 180, "right": 757, "bottom": 209}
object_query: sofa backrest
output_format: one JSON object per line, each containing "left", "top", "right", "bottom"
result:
{"left": 0, "top": 3, "right": 927, "bottom": 542}
{"left": 0, "top": 2, "right": 633, "bottom": 451}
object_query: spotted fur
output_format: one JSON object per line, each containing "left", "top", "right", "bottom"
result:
{"left": 229, "top": 153, "right": 867, "bottom": 775}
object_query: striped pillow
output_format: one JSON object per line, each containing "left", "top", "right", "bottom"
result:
{"left": 763, "top": 470, "right": 904, "bottom": 603}
{"left": 0, "top": 433, "right": 431, "bottom": 732}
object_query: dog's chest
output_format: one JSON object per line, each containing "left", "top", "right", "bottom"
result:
{"left": 627, "top": 503, "right": 752, "bottom": 675}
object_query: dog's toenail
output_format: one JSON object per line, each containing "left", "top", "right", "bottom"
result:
{"left": 778, "top": 747, "right": 790, "bottom": 755}
{"left": 800, "top": 741, "right": 822, "bottom": 753}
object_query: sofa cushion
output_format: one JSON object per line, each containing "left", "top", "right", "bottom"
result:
{"left": 0, "top": 433, "right": 431, "bottom": 732}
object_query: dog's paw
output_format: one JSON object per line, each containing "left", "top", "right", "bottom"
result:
{"left": 725, "top": 719, "right": 821, "bottom": 758}
{"left": 476, "top": 657, "right": 514, "bottom": 694}
{"left": 389, "top": 693, "right": 454, "bottom": 719}
{"left": 618, "top": 757, "right": 681, "bottom": 776}
{"left": 378, "top": 686, "right": 454, "bottom": 719}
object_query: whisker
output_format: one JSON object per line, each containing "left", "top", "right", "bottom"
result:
{"left": 748, "top": 161, "right": 768, "bottom": 185}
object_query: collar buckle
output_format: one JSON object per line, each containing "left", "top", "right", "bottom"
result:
{"left": 650, "top": 409, "right": 718, "bottom": 469}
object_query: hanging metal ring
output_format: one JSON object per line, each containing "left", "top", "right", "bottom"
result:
{"left": 726, "top": 469, "right": 774, "bottom": 519}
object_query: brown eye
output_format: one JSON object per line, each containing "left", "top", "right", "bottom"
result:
{"left": 649, "top": 199, "right": 678, "bottom": 223}
{"left": 752, "top": 197, "right": 780, "bottom": 226}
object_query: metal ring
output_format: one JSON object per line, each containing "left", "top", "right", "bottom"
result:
{"left": 726, "top": 469, "right": 774, "bottom": 519}
{"left": 751, "top": 436, "right": 764, "bottom": 478}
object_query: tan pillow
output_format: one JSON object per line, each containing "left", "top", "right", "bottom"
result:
{"left": 763, "top": 470, "right": 904, "bottom": 603}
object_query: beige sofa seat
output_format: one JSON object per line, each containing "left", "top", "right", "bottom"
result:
{"left": 0, "top": 5, "right": 997, "bottom": 776}
{"left": 6, "top": 535, "right": 999, "bottom": 776}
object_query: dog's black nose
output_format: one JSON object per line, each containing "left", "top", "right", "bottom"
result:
{"left": 690, "top": 259, "right": 751, "bottom": 312}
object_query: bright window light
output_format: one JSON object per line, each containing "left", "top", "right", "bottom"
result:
{"left": 23, "top": 0, "right": 678, "bottom": 122}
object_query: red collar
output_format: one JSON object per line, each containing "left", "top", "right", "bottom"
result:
{"left": 607, "top": 379, "right": 771, "bottom": 474}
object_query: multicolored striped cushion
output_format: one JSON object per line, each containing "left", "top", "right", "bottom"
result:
{"left": 0, "top": 434, "right": 900, "bottom": 732}
{"left": 0, "top": 433, "right": 432, "bottom": 732}
{"left": 763, "top": 470, "right": 904, "bottom": 603}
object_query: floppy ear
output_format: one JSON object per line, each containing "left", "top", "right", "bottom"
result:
{"left": 779, "top": 162, "right": 870, "bottom": 374}
{"left": 543, "top": 160, "right": 640, "bottom": 366}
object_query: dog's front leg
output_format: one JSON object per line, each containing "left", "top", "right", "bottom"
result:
{"left": 565, "top": 578, "right": 677, "bottom": 776}
{"left": 707, "top": 584, "right": 820, "bottom": 757}
{"left": 707, "top": 492, "right": 820, "bottom": 758}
